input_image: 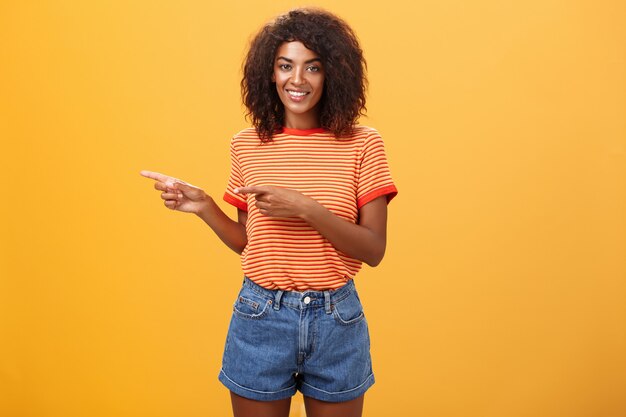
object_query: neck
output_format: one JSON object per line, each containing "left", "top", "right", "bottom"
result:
{"left": 283, "top": 111, "right": 320, "bottom": 130}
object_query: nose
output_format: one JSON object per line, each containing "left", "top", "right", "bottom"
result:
{"left": 291, "top": 67, "right": 306, "bottom": 86}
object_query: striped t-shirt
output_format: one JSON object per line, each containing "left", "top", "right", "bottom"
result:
{"left": 223, "top": 125, "right": 398, "bottom": 291}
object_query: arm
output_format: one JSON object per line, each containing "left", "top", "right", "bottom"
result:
{"left": 234, "top": 185, "right": 390, "bottom": 266}
{"left": 195, "top": 197, "right": 248, "bottom": 255}
{"left": 139, "top": 170, "right": 248, "bottom": 255}
{"left": 301, "top": 195, "right": 388, "bottom": 267}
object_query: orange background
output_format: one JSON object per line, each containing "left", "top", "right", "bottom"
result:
{"left": 1, "top": 1, "right": 624, "bottom": 416}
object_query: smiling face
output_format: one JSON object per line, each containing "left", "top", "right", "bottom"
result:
{"left": 272, "top": 41, "right": 325, "bottom": 130}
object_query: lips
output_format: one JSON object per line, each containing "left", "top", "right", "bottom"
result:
{"left": 287, "top": 89, "right": 309, "bottom": 96}
{"left": 286, "top": 89, "right": 310, "bottom": 102}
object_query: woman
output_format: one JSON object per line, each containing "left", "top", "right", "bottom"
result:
{"left": 141, "top": 7, "right": 398, "bottom": 417}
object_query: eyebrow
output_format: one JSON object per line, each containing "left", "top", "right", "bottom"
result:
{"left": 276, "top": 56, "right": 322, "bottom": 64}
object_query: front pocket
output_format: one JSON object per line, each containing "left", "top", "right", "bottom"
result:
{"left": 332, "top": 292, "right": 365, "bottom": 326}
{"left": 233, "top": 294, "right": 272, "bottom": 320}
{"left": 238, "top": 296, "right": 259, "bottom": 311}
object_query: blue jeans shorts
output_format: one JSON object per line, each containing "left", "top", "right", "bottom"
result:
{"left": 218, "top": 275, "right": 375, "bottom": 402}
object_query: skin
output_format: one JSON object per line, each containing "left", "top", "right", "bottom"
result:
{"left": 140, "top": 40, "right": 387, "bottom": 417}
{"left": 230, "top": 391, "right": 365, "bottom": 417}
{"left": 271, "top": 41, "right": 325, "bottom": 130}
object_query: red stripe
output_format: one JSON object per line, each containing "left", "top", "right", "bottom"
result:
{"left": 223, "top": 192, "right": 247, "bottom": 211}
{"left": 357, "top": 185, "right": 399, "bottom": 209}
{"left": 224, "top": 125, "right": 397, "bottom": 291}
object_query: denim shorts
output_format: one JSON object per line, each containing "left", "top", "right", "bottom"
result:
{"left": 218, "top": 275, "right": 375, "bottom": 402}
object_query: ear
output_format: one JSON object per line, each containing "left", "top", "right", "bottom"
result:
{"left": 271, "top": 73, "right": 276, "bottom": 83}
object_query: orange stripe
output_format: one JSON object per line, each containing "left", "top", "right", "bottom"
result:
{"left": 223, "top": 125, "right": 397, "bottom": 291}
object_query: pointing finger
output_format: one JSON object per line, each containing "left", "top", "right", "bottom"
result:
{"left": 235, "top": 186, "right": 266, "bottom": 194}
{"left": 140, "top": 170, "right": 171, "bottom": 183}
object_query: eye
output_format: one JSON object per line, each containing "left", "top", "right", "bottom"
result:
{"left": 307, "top": 66, "right": 321, "bottom": 72}
{"left": 279, "top": 64, "right": 292, "bottom": 71}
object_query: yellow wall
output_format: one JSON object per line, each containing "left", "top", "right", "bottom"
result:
{"left": 1, "top": 1, "right": 624, "bottom": 416}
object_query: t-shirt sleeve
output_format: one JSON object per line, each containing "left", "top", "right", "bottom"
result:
{"left": 223, "top": 136, "right": 248, "bottom": 211}
{"left": 356, "top": 131, "right": 399, "bottom": 209}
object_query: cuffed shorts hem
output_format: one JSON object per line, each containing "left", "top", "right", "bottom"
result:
{"left": 218, "top": 368, "right": 296, "bottom": 402}
{"left": 299, "top": 373, "right": 375, "bottom": 403}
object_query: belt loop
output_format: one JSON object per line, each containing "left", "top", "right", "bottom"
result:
{"left": 274, "top": 290, "right": 284, "bottom": 311}
{"left": 324, "top": 290, "right": 332, "bottom": 315}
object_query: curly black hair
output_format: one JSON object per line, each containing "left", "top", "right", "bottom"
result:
{"left": 241, "top": 7, "right": 368, "bottom": 142}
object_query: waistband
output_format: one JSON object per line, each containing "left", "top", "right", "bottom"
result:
{"left": 241, "top": 275, "right": 356, "bottom": 314}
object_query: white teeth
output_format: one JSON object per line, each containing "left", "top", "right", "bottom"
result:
{"left": 287, "top": 90, "right": 308, "bottom": 97}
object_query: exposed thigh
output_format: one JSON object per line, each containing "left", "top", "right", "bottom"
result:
{"left": 230, "top": 391, "right": 291, "bottom": 417}
{"left": 303, "top": 394, "right": 365, "bottom": 417}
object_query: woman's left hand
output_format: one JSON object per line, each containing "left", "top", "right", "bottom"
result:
{"left": 234, "top": 185, "right": 314, "bottom": 218}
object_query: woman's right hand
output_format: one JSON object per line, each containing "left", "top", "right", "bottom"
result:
{"left": 140, "top": 170, "right": 210, "bottom": 214}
